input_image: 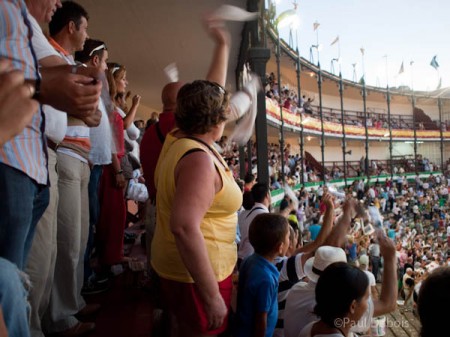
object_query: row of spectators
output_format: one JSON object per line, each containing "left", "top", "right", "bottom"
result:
{"left": 264, "top": 72, "right": 446, "bottom": 131}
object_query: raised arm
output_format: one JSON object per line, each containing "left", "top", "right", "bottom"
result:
{"left": 122, "top": 94, "right": 141, "bottom": 129}
{"left": 373, "top": 230, "right": 397, "bottom": 316}
{"left": 204, "top": 18, "right": 231, "bottom": 86}
{"left": 323, "top": 198, "right": 365, "bottom": 248}
{"left": 298, "top": 193, "right": 334, "bottom": 254}
{"left": 170, "top": 151, "right": 227, "bottom": 331}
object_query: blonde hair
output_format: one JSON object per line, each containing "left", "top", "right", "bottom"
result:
{"left": 106, "top": 62, "right": 126, "bottom": 103}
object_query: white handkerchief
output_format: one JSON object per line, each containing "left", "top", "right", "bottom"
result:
{"left": 284, "top": 183, "right": 299, "bottom": 211}
{"left": 164, "top": 63, "right": 179, "bottom": 82}
{"left": 211, "top": 5, "right": 258, "bottom": 22}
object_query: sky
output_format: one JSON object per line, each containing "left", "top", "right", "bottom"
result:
{"left": 275, "top": 0, "right": 449, "bottom": 91}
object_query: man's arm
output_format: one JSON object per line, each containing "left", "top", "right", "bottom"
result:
{"left": 38, "top": 55, "right": 66, "bottom": 67}
{"left": 38, "top": 65, "right": 102, "bottom": 118}
{"left": 0, "top": 61, "right": 38, "bottom": 146}
{"left": 40, "top": 57, "right": 101, "bottom": 127}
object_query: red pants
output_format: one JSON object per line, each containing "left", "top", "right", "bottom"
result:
{"left": 160, "top": 275, "right": 232, "bottom": 335}
{"left": 96, "top": 164, "right": 126, "bottom": 265}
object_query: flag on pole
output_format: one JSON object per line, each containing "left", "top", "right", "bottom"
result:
{"left": 398, "top": 61, "right": 404, "bottom": 74}
{"left": 313, "top": 21, "right": 320, "bottom": 31}
{"left": 436, "top": 77, "right": 442, "bottom": 90}
{"left": 430, "top": 55, "right": 439, "bottom": 70}
{"left": 360, "top": 47, "right": 365, "bottom": 55}
{"left": 330, "top": 36, "right": 339, "bottom": 46}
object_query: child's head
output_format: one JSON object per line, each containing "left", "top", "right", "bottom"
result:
{"left": 249, "top": 213, "right": 289, "bottom": 257}
{"left": 287, "top": 226, "right": 299, "bottom": 257}
{"left": 314, "top": 262, "right": 369, "bottom": 327}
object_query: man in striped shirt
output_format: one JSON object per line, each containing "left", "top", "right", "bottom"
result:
{"left": 0, "top": 2, "right": 102, "bottom": 336}
{"left": 0, "top": 0, "right": 102, "bottom": 271}
{"left": 0, "top": 0, "right": 50, "bottom": 272}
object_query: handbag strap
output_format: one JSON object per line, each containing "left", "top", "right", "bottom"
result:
{"left": 182, "top": 136, "right": 229, "bottom": 171}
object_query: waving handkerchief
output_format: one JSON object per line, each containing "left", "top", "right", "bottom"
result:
{"left": 228, "top": 74, "right": 262, "bottom": 145}
{"left": 164, "top": 63, "right": 179, "bottom": 83}
{"left": 211, "top": 5, "right": 258, "bottom": 22}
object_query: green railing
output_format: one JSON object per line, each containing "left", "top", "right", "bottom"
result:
{"left": 270, "top": 171, "right": 442, "bottom": 207}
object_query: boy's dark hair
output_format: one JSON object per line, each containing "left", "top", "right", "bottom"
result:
{"left": 279, "top": 198, "right": 289, "bottom": 211}
{"left": 249, "top": 213, "right": 288, "bottom": 256}
{"left": 75, "top": 39, "right": 106, "bottom": 64}
{"left": 49, "top": 1, "right": 89, "bottom": 37}
{"left": 242, "top": 191, "right": 255, "bottom": 210}
{"left": 244, "top": 173, "right": 255, "bottom": 184}
{"left": 251, "top": 182, "right": 269, "bottom": 203}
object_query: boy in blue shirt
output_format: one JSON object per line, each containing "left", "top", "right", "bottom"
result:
{"left": 235, "top": 213, "right": 290, "bottom": 337}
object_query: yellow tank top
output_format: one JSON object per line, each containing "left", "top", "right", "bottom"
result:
{"left": 151, "top": 132, "right": 242, "bottom": 283}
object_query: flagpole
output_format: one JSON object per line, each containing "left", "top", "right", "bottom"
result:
{"left": 295, "top": 31, "right": 304, "bottom": 184}
{"left": 338, "top": 38, "right": 341, "bottom": 61}
{"left": 338, "top": 70, "right": 347, "bottom": 186}
{"left": 361, "top": 48, "right": 369, "bottom": 180}
{"left": 410, "top": 61, "right": 415, "bottom": 91}
{"left": 430, "top": 55, "right": 440, "bottom": 89}
{"left": 311, "top": 21, "right": 325, "bottom": 183}
{"left": 438, "top": 98, "right": 444, "bottom": 170}
{"left": 296, "top": 55, "right": 304, "bottom": 185}
{"left": 383, "top": 53, "right": 394, "bottom": 179}
{"left": 384, "top": 55, "right": 389, "bottom": 87}
{"left": 386, "top": 85, "right": 393, "bottom": 181}
{"left": 411, "top": 92, "right": 418, "bottom": 172}
{"left": 275, "top": 25, "right": 286, "bottom": 184}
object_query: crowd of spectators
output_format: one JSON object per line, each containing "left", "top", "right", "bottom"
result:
{"left": 264, "top": 73, "right": 446, "bottom": 132}
{"left": 1, "top": 1, "right": 449, "bottom": 336}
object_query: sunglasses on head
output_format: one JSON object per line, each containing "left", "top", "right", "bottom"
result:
{"left": 88, "top": 43, "right": 107, "bottom": 56}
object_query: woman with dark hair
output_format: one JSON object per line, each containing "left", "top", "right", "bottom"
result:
{"left": 299, "top": 262, "right": 370, "bottom": 337}
{"left": 417, "top": 266, "right": 450, "bottom": 337}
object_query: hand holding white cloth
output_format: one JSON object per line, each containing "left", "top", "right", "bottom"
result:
{"left": 210, "top": 5, "right": 258, "bottom": 22}
{"left": 228, "top": 74, "right": 262, "bottom": 145}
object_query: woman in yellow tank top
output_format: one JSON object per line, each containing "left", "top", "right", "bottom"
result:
{"left": 150, "top": 19, "right": 243, "bottom": 336}
{"left": 152, "top": 79, "right": 243, "bottom": 336}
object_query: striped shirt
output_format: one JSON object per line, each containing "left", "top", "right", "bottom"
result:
{"left": 0, "top": 0, "right": 48, "bottom": 185}
{"left": 48, "top": 37, "right": 91, "bottom": 163}
{"left": 273, "top": 253, "right": 305, "bottom": 337}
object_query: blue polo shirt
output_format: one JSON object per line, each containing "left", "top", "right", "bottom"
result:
{"left": 236, "top": 254, "right": 280, "bottom": 337}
